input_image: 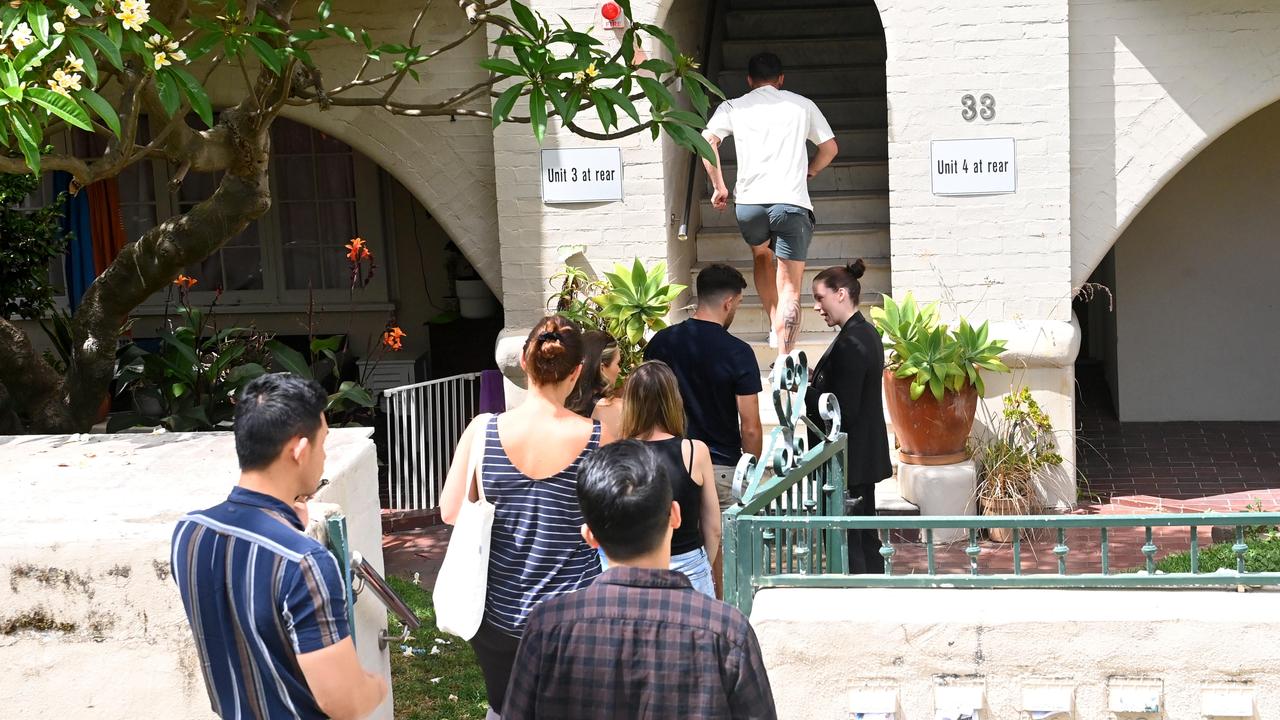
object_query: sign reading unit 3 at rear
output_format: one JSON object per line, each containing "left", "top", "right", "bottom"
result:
{"left": 931, "top": 137, "right": 1017, "bottom": 196}
{"left": 541, "top": 147, "right": 624, "bottom": 204}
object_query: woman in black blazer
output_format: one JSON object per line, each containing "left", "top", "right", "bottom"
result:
{"left": 804, "top": 259, "right": 894, "bottom": 573}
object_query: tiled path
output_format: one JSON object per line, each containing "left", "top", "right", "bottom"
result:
{"left": 384, "top": 368, "right": 1280, "bottom": 580}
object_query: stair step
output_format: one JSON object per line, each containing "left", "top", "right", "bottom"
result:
{"left": 696, "top": 221, "right": 891, "bottom": 262}
{"left": 714, "top": 158, "right": 889, "bottom": 194}
{"left": 725, "top": 7, "right": 882, "bottom": 39}
{"left": 701, "top": 191, "right": 889, "bottom": 228}
{"left": 721, "top": 36, "right": 886, "bottom": 67}
{"left": 730, "top": 293, "right": 885, "bottom": 335}
{"left": 719, "top": 127, "right": 887, "bottom": 162}
{"left": 717, "top": 64, "right": 885, "bottom": 99}
{"left": 692, "top": 256, "right": 890, "bottom": 301}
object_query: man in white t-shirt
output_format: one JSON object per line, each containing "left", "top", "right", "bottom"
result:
{"left": 702, "top": 52, "right": 838, "bottom": 357}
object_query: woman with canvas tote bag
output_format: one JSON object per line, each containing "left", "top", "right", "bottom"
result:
{"left": 438, "top": 316, "right": 609, "bottom": 718}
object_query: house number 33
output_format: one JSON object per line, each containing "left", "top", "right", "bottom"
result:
{"left": 961, "top": 93, "right": 996, "bottom": 121}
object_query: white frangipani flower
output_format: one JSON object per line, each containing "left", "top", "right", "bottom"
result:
{"left": 65, "top": 54, "right": 86, "bottom": 73}
{"left": 65, "top": 5, "right": 82, "bottom": 20}
{"left": 153, "top": 51, "right": 170, "bottom": 70}
{"left": 10, "top": 22, "right": 34, "bottom": 52}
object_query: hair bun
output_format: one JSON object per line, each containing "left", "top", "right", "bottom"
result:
{"left": 847, "top": 258, "right": 867, "bottom": 280}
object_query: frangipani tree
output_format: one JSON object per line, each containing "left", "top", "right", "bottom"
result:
{"left": 0, "top": 0, "right": 720, "bottom": 432}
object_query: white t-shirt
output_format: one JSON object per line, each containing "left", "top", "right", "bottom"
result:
{"left": 703, "top": 85, "right": 835, "bottom": 210}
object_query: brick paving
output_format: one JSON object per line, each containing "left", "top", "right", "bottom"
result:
{"left": 381, "top": 369, "right": 1280, "bottom": 581}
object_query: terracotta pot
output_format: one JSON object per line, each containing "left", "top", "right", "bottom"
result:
{"left": 883, "top": 369, "right": 978, "bottom": 465}
{"left": 981, "top": 496, "right": 1028, "bottom": 543}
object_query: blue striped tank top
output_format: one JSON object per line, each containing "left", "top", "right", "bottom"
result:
{"left": 481, "top": 414, "right": 602, "bottom": 636}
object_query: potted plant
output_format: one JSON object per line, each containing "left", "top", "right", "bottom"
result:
{"left": 971, "top": 388, "right": 1064, "bottom": 541}
{"left": 871, "top": 293, "right": 1010, "bottom": 465}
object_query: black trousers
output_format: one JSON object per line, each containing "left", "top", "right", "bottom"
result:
{"left": 847, "top": 483, "right": 885, "bottom": 574}
{"left": 469, "top": 620, "right": 521, "bottom": 712}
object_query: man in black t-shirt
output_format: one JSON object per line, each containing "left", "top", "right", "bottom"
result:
{"left": 645, "top": 264, "right": 763, "bottom": 513}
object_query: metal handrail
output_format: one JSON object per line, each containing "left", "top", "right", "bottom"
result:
{"left": 677, "top": 0, "right": 729, "bottom": 242}
{"left": 351, "top": 550, "right": 422, "bottom": 650}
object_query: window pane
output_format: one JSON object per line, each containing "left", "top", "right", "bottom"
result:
{"left": 316, "top": 155, "right": 355, "bottom": 199}
{"left": 221, "top": 247, "right": 264, "bottom": 291}
{"left": 276, "top": 156, "right": 316, "bottom": 201}
{"left": 281, "top": 202, "right": 318, "bottom": 246}
{"left": 271, "top": 118, "right": 313, "bottom": 155}
{"left": 317, "top": 201, "right": 356, "bottom": 247}
{"left": 283, "top": 246, "right": 322, "bottom": 289}
{"left": 313, "top": 130, "right": 351, "bottom": 155}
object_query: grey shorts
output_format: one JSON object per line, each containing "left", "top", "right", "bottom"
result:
{"left": 713, "top": 464, "right": 739, "bottom": 512}
{"left": 734, "top": 203, "right": 815, "bottom": 261}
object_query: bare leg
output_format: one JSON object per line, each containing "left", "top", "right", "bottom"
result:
{"left": 775, "top": 258, "right": 806, "bottom": 355}
{"left": 751, "top": 244, "right": 778, "bottom": 334}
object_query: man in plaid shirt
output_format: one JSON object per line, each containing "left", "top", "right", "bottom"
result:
{"left": 502, "top": 440, "right": 776, "bottom": 719}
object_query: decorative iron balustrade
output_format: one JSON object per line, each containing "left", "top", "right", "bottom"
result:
{"left": 721, "top": 352, "right": 1280, "bottom": 616}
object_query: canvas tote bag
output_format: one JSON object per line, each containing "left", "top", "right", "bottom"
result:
{"left": 434, "top": 413, "right": 493, "bottom": 640}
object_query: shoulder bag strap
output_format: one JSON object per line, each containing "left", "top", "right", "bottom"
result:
{"left": 467, "top": 413, "right": 491, "bottom": 503}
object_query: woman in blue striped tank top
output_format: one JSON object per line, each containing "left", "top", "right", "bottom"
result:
{"left": 440, "top": 315, "right": 609, "bottom": 717}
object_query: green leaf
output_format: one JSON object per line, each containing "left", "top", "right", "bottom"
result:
{"left": 27, "top": 87, "right": 92, "bottom": 131}
{"left": 637, "top": 58, "right": 673, "bottom": 74}
{"left": 510, "top": 0, "right": 540, "bottom": 37}
{"left": 491, "top": 81, "right": 525, "bottom": 128}
{"left": 636, "top": 76, "right": 675, "bottom": 111}
{"left": 65, "top": 35, "right": 98, "bottom": 86}
{"left": 528, "top": 85, "right": 547, "bottom": 143}
{"left": 154, "top": 71, "right": 180, "bottom": 117}
{"left": 27, "top": 3, "right": 49, "bottom": 45}
{"left": 145, "top": 17, "right": 173, "bottom": 38}
{"left": 590, "top": 89, "right": 615, "bottom": 131}
{"left": 187, "top": 30, "right": 222, "bottom": 60}
{"left": 79, "top": 26, "right": 122, "bottom": 70}
{"left": 171, "top": 382, "right": 188, "bottom": 399}
{"left": 291, "top": 28, "right": 329, "bottom": 42}
{"left": 13, "top": 34, "right": 60, "bottom": 74}
{"left": 664, "top": 108, "right": 706, "bottom": 129}
{"left": 332, "top": 380, "right": 375, "bottom": 408}
{"left": 267, "top": 340, "right": 313, "bottom": 380}
{"left": 324, "top": 22, "right": 355, "bottom": 43}
{"left": 639, "top": 23, "right": 677, "bottom": 58}
{"left": 75, "top": 88, "right": 120, "bottom": 137}
{"left": 168, "top": 66, "right": 213, "bottom": 128}
{"left": 226, "top": 363, "right": 267, "bottom": 388}
{"left": 685, "top": 70, "right": 725, "bottom": 100}
{"left": 595, "top": 87, "right": 638, "bottom": 124}
{"left": 8, "top": 106, "right": 41, "bottom": 174}
{"left": 244, "top": 35, "right": 283, "bottom": 75}
{"left": 318, "top": 0, "right": 332, "bottom": 21}
{"left": 479, "top": 57, "right": 524, "bottom": 77}
{"left": 685, "top": 77, "right": 708, "bottom": 116}
{"left": 544, "top": 56, "right": 587, "bottom": 76}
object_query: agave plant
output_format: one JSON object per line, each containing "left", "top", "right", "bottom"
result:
{"left": 549, "top": 259, "right": 685, "bottom": 374}
{"left": 871, "top": 292, "right": 1009, "bottom": 401}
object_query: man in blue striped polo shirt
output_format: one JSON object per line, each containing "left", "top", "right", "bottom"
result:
{"left": 172, "top": 373, "right": 387, "bottom": 719}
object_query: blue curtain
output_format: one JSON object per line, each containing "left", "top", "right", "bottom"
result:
{"left": 55, "top": 171, "right": 95, "bottom": 310}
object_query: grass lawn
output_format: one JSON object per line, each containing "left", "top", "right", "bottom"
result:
{"left": 1152, "top": 529, "right": 1280, "bottom": 573}
{"left": 386, "top": 575, "right": 489, "bottom": 720}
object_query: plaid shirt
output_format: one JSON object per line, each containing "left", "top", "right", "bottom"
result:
{"left": 502, "top": 566, "right": 776, "bottom": 720}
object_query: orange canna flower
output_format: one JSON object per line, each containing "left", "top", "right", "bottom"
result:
{"left": 173, "top": 274, "right": 198, "bottom": 290}
{"left": 345, "top": 237, "right": 372, "bottom": 263}
{"left": 382, "top": 326, "right": 406, "bottom": 352}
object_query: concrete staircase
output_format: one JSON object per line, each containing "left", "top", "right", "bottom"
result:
{"left": 691, "top": 0, "right": 910, "bottom": 513}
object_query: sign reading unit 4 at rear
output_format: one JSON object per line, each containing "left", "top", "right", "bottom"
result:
{"left": 930, "top": 138, "right": 1017, "bottom": 196}
{"left": 541, "top": 147, "right": 624, "bottom": 204}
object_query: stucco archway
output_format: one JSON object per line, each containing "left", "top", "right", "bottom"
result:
{"left": 1069, "top": 0, "right": 1280, "bottom": 287}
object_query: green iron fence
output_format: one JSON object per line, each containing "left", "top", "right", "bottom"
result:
{"left": 721, "top": 352, "right": 1280, "bottom": 616}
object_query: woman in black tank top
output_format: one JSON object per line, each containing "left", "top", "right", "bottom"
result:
{"left": 619, "top": 361, "right": 722, "bottom": 598}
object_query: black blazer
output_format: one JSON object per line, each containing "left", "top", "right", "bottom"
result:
{"left": 805, "top": 311, "right": 894, "bottom": 487}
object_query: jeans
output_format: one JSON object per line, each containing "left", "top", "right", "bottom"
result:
{"left": 599, "top": 547, "right": 717, "bottom": 598}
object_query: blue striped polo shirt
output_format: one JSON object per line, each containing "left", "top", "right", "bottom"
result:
{"left": 171, "top": 486, "right": 350, "bottom": 719}
{"left": 482, "top": 414, "right": 602, "bottom": 636}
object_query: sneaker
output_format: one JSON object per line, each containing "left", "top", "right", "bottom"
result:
{"left": 767, "top": 330, "right": 778, "bottom": 349}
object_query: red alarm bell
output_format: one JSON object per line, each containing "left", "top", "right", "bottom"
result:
{"left": 600, "top": 2, "right": 627, "bottom": 29}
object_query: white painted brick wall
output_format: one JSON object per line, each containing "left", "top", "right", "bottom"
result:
{"left": 880, "top": 0, "right": 1073, "bottom": 325}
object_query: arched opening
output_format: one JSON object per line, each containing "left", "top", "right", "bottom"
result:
{"left": 1074, "top": 98, "right": 1280, "bottom": 503}
{"left": 686, "top": 0, "right": 890, "bottom": 359}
